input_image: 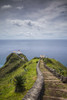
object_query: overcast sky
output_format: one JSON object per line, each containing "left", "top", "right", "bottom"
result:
{"left": 0, "top": 0, "right": 67, "bottom": 39}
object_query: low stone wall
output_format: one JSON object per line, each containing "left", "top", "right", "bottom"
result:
{"left": 22, "top": 60, "right": 44, "bottom": 100}
{"left": 44, "top": 63, "right": 67, "bottom": 83}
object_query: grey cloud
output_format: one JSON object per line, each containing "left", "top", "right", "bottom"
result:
{"left": 58, "top": 3, "right": 67, "bottom": 8}
{"left": 16, "top": 6, "right": 23, "bottom": 10}
{"left": 42, "top": 33, "right": 54, "bottom": 36}
{"left": 0, "top": 0, "right": 67, "bottom": 39}
{"left": 14, "top": 23, "right": 22, "bottom": 27}
{"left": 7, "top": 19, "right": 41, "bottom": 29}
{"left": 1, "top": 5, "right": 12, "bottom": 9}
{"left": 16, "top": 32, "right": 33, "bottom": 37}
{"left": 27, "top": 21, "right": 33, "bottom": 27}
{"left": 12, "top": 0, "right": 23, "bottom": 1}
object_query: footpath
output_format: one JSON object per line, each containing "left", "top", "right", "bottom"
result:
{"left": 40, "top": 59, "right": 67, "bottom": 100}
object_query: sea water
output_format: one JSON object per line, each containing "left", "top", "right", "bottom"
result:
{"left": 0, "top": 40, "right": 67, "bottom": 67}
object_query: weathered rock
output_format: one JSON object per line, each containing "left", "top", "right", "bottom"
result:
{"left": 61, "top": 76, "right": 67, "bottom": 83}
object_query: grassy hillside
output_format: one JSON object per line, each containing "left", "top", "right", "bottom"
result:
{"left": 44, "top": 58, "right": 67, "bottom": 77}
{"left": 0, "top": 53, "right": 28, "bottom": 78}
{"left": 0, "top": 53, "right": 39, "bottom": 100}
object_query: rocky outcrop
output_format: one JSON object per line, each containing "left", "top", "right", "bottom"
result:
{"left": 44, "top": 63, "right": 67, "bottom": 83}
{"left": 22, "top": 60, "right": 44, "bottom": 100}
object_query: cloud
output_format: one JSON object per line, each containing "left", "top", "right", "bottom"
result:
{"left": 7, "top": 9, "right": 67, "bottom": 36}
{"left": 16, "top": 6, "right": 23, "bottom": 10}
{"left": 12, "top": 0, "right": 23, "bottom": 1}
{"left": 7, "top": 19, "right": 41, "bottom": 28}
{"left": 0, "top": 0, "right": 67, "bottom": 39}
{"left": 22, "top": 32, "right": 33, "bottom": 37}
{"left": 27, "top": 21, "right": 33, "bottom": 27}
{"left": 1, "top": 5, "right": 12, "bottom": 9}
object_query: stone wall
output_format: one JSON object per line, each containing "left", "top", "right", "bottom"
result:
{"left": 22, "top": 60, "right": 44, "bottom": 100}
{"left": 44, "top": 63, "right": 67, "bottom": 83}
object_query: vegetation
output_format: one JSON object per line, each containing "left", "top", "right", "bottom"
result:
{"left": 0, "top": 53, "right": 39, "bottom": 100}
{"left": 0, "top": 53, "right": 28, "bottom": 78}
{"left": 14, "top": 75, "right": 25, "bottom": 92}
{"left": 44, "top": 58, "right": 67, "bottom": 77}
{"left": 33, "top": 57, "right": 40, "bottom": 59}
{"left": 18, "top": 54, "right": 28, "bottom": 62}
{"left": 0, "top": 52, "right": 67, "bottom": 100}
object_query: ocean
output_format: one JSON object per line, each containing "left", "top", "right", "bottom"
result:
{"left": 0, "top": 40, "right": 67, "bottom": 67}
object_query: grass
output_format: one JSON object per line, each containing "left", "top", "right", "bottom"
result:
{"left": 44, "top": 58, "right": 67, "bottom": 77}
{"left": 18, "top": 54, "right": 28, "bottom": 62}
{"left": 0, "top": 57, "right": 39, "bottom": 100}
{"left": 0, "top": 53, "right": 28, "bottom": 78}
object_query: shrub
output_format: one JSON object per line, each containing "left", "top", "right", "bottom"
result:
{"left": 36, "top": 61, "right": 38, "bottom": 63}
{"left": 33, "top": 57, "right": 40, "bottom": 59}
{"left": 44, "top": 58, "right": 53, "bottom": 64}
{"left": 23, "top": 65, "right": 27, "bottom": 69}
{"left": 14, "top": 75, "right": 25, "bottom": 92}
{"left": 29, "top": 61, "right": 32, "bottom": 64}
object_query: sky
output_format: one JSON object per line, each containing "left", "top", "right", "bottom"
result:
{"left": 0, "top": 0, "right": 67, "bottom": 39}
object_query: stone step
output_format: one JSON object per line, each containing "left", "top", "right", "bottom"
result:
{"left": 44, "top": 87, "right": 67, "bottom": 98}
{"left": 43, "top": 96, "right": 67, "bottom": 100}
{"left": 44, "top": 79, "right": 60, "bottom": 82}
{"left": 44, "top": 77, "right": 59, "bottom": 80}
{"left": 48, "top": 88, "right": 67, "bottom": 92}
{"left": 40, "top": 60, "right": 67, "bottom": 100}
{"left": 45, "top": 82, "right": 67, "bottom": 89}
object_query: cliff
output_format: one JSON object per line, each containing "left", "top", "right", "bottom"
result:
{"left": 0, "top": 53, "right": 67, "bottom": 100}
{"left": 0, "top": 53, "right": 39, "bottom": 100}
{"left": 0, "top": 53, "right": 28, "bottom": 78}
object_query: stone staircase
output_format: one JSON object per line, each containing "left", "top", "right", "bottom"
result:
{"left": 40, "top": 60, "right": 67, "bottom": 100}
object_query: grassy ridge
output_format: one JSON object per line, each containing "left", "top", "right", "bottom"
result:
{"left": 44, "top": 58, "right": 67, "bottom": 77}
{"left": 0, "top": 53, "right": 28, "bottom": 78}
{"left": 0, "top": 54, "right": 39, "bottom": 100}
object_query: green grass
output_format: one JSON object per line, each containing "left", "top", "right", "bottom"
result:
{"left": 0, "top": 58, "right": 39, "bottom": 100}
{"left": 0, "top": 53, "right": 28, "bottom": 78}
{"left": 44, "top": 58, "right": 67, "bottom": 77}
{"left": 18, "top": 54, "right": 28, "bottom": 62}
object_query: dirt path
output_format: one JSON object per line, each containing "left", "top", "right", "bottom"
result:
{"left": 40, "top": 60, "right": 67, "bottom": 100}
